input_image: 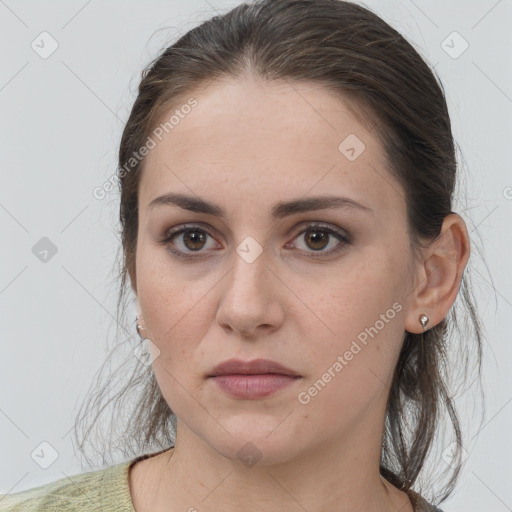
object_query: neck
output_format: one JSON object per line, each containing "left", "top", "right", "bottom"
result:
{"left": 142, "top": 423, "right": 412, "bottom": 512}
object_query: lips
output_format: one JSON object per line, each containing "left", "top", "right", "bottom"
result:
{"left": 207, "top": 358, "right": 301, "bottom": 399}
{"left": 208, "top": 358, "right": 300, "bottom": 377}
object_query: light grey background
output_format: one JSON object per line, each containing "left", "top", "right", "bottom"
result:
{"left": 0, "top": 1, "right": 511, "bottom": 511}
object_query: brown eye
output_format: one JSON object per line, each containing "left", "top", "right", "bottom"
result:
{"left": 182, "top": 230, "right": 207, "bottom": 251}
{"left": 288, "top": 223, "right": 350, "bottom": 259}
{"left": 161, "top": 224, "right": 221, "bottom": 259}
{"left": 304, "top": 230, "right": 330, "bottom": 251}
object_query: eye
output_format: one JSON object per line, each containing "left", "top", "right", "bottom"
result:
{"left": 285, "top": 222, "right": 350, "bottom": 259}
{"left": 160, "top": 224, "right": 220, "bottom": 259}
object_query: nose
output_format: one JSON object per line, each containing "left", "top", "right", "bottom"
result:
{"left": 215, "top": 245, "right": 285, "bottom": 338}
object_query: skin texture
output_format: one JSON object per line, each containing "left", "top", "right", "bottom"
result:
{"left": 128, "top": 74, "right": 470, "bottom": 512}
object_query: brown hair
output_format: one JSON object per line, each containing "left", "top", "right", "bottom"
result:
{"left": 74, "top": 0, "right": 486, "bottom": 506}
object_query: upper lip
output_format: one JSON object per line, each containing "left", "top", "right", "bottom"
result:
{"left": 208, "top": 358, "right": 300, "bottom": 377}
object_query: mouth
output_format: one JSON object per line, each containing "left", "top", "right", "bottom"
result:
{"left": 207, "top": 358, "right": 301, "bottom": 399}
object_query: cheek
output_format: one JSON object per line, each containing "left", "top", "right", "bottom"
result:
{"left": 323, "top": 255, "right": 402, "bottom": 327}
{"left": 304, "top": 254, "right": 406, "bottom": 386}
{"left": 296, "top": 296, "right": 405, "bottom": 436}
{"left": 136, "top": 242, "right": 210, "bottom": 331}
{"left": 135, "top": 257, "right": 203, "bottom": 372}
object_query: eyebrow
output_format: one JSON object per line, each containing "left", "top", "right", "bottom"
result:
{"left": 147, "top": 192, "right": 374, "bottom": 219}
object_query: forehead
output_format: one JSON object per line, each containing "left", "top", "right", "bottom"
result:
{"left": 139, "top": 76, "right": 404, "bottom": 216}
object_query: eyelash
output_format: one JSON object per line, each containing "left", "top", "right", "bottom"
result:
{"left": 159, "top": 222, "right": 351, "bottom": 261}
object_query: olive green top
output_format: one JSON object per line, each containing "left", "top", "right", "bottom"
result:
{"left": 0, "top": 448, "right": 444, "bottom": 511}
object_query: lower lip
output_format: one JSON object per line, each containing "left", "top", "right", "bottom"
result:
{"left": 210, "top": 374, "right": 300, "bottom": 399}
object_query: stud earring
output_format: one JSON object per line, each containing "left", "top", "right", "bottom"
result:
{"left": 136, "top": 318, "right": 146, "bottom": 341}
{"left": 418, "top": 313, "right": 429, "bottom": 330}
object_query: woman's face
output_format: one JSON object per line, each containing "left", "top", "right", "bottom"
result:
{"left": 134, "top": 76, "right": 419, "bottom": 464}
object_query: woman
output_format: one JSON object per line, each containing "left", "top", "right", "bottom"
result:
{"left": 0, "top": 0, "right": 484, "bottom": 511}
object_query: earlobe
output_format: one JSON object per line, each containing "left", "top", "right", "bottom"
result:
{"left": 136, "top": 318, "right": 146, "bottom": 340}
{"left": 135, "top": 301, "right": 147, "bottom": 340}
{"left": 405, "top": 213, "right": 470, "bottom": 334}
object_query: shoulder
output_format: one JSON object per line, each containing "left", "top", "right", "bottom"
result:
{"left": 0, "top": 460, "right": 132, "bottom": 512}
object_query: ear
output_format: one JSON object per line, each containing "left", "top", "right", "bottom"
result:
{"left": 405, "top": 213, "right": 470, "bottom": 334}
